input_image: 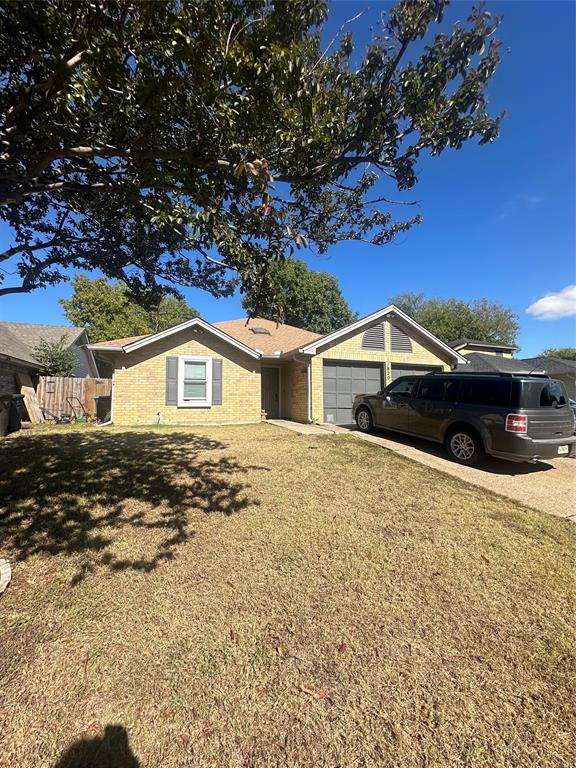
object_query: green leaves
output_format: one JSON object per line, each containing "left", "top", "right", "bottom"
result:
{"left": 1, "top": 0, "right": 503, "bottom": 310}
{"left": 241, "top": 258, "right": 358, "bottom": 333}
{"left": 388, "top": 292, "right": 520, "bottom": 345}
{"left": 60, "top": 276, "right": 200, "bottom": 342}
{"left": 33, "top": 334, "right": 77, "bottom": 377}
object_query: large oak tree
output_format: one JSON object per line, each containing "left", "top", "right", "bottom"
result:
{"left": 0, "top": 0, "right": 503, "bottom": 312}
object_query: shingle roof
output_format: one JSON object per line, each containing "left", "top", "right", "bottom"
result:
{"left": 213, "top": 317, "right": 322, "bottom": 355}
{"left": 0, "top": 325, "right": 41, "bottom": 366}
{"left": 91, "top": 318, "right": 321, "bottom": 356}
{"left": 520, "top": 356, "right": 576, "bottom": 375}
{"left": 456, "top": 353, "right": 536, "bottom": 373}
{"left": 0, "top": 322, "right": 86, "bottom": 349}
{"left": 95, "top": 335, "right": 148, "bottom": 347}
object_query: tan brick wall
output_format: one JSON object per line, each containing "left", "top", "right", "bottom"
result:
{"left": 310, "top": 320, "right": 452, "bottom": 422}
{"left": 280, "top": 359, "right": 309, "bottom": 423}
{"left": 110, "top": 328, "right": 261, "bottom": 425}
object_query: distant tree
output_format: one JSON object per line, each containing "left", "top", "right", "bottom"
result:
{"left": 33, "top": 334, "right": 76, "bottom": 376}
{"left": 389, "top": 292, "right": 519, "bottom": 345}
{"left": 60, "top": 276, "right": 199, "bottom": 342}
{"left": 242, "top": 259, "right": 357, "bottom": 333}
{"left": 541, "top": 347, "right": 576, "bottom": 360}
{"left": 1, "top": 0, "right": 504, "bottom": 313}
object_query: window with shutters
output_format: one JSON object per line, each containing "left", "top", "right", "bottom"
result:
{"left": 391, "top": 325, "right": 413, "bottom": 353}
{"left": 362, "top": 323, "right": 385, "bottom": 350}
{"left": 178, "top": 356, "right": 212, "bottom": 407}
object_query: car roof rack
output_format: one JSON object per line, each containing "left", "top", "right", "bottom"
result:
{"left": 424, "top": 371, "right": 550, "bottom": 379}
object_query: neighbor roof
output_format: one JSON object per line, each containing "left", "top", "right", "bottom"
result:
{"left": 456, "top": 353, "right": 537, "bottom": 374}
{"left": 0, "top": 322, "right": 86, "bottom": 349}
{"left": 0, "top": 324, "right": 41, "bottom": 367}
{"left": 449, "top": 338, "right": 519, "bottom": 351}
{"left": 520, "top": 356, "right": 576, "bottom": 375}
{"left": 213, "top": 318, "right": 321, "bottom": 355}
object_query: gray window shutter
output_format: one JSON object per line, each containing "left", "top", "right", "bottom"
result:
{"left": 165, "top": 357, "right": 178, "bottom": 405}
{"left": 212, "top": 359, "right": 223, "bottom": 405}
{"left": 391, "top": 325, "right": 413, "bottom": 352}
{"left": 362, "top": 323, "right": 385, "bottom": 350}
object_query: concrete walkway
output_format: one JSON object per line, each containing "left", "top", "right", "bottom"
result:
{"left": 266, "top": 419, "right": 335, "bottom": 436}
{"left": 268, "top": 419, "right": 576, "bottom": 521}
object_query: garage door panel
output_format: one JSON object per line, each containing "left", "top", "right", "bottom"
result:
{"left": 324, "top": 392, "right": 337, "bottom": 408}
{"left": 366, "top": 368, "right": 382, "bottom": 382}
{"left": 323, "top": 379, "right": 337, "bottom": 394}
{"left": 337, "top": 378, "right": 352, "bottom": 393}
{"left": 337, "top": 393, "right": 352, "bottom": 408}
{"left": 323, "top": 361, "right": 383, "bottom": 424}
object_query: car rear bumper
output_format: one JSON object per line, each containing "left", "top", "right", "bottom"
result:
{"left": 488, "top": 435, "right": 576, "bottom": 463}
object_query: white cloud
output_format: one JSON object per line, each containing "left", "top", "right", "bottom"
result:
{"left": 526, "top": 285, "right": 576, "bottom": 320}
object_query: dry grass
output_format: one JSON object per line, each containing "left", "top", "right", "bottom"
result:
{"left": 0, "top": 423, "right": 574, "bottom": 768}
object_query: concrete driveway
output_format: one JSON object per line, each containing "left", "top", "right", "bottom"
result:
{"left": 324, "top": 425, "right": 576, "bottom": 521}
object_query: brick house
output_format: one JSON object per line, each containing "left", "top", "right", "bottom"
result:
{"left": 89, "top": 305, "right": 467, "bottom": 426}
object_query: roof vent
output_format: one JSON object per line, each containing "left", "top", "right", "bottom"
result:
{"left": 251, "top": 327, "right": 271, "bottom": 335}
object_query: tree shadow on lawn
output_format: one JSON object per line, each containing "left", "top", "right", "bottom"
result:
{"left": 0, "top": 430, "right": 267, "bottom": 582}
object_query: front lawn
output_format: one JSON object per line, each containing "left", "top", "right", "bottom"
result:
{"left": 0, "top": 424, "right": 574, "bottom": 768}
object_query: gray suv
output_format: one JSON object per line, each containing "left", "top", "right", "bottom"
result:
{"left": 353, "top": 372, "right": 576, "bottom": 465}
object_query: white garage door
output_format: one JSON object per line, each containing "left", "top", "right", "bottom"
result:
{"left": 323, "top": 361, "right": 383, "bottom": 424}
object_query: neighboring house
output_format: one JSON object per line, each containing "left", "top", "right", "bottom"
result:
{"left": 0, "top": 325, "right": 42, "bottom": 395}
{"left": 89, "top": 306, "right": 467, "bottom": 426}
{"left": 449, "top": 338, "right": 519, "bottom": 358}
{"left": 0, "top": 322, "right": 99, "bottom": 394}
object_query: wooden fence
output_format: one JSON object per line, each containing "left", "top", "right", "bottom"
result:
{"left": 36, "top": 376, "right": 112, "bottom": 420}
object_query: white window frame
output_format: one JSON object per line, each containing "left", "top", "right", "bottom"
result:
{"left": 178, "top": 356, "right": 212, "bottom": 408}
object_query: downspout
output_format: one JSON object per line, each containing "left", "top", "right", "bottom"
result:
{"left": 307, "top": 360, "right": 312, "bottom": 423}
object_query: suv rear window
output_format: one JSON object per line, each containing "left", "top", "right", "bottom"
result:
{"left": 539, "top": 381, "right": 567, "bottom": 407}
{"left": 458, "top": 379, "right": 512, "bottom": 407}
{"left": 519, "top": 379, "right": 568, "bottom": 408}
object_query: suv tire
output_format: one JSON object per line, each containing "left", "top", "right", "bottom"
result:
{"left": 355, "top": 407, "right": 373, "bottom": 433}
{"left": 446, "top": 427, "right": 484, "bottom": 466}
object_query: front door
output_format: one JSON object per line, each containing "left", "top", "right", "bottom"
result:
{"left": 261, "top": 366, "right": 279, "bottom": 418}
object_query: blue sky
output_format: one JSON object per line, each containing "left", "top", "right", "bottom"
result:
{"left": 1, "top": 0, "right": 574, "bottom": 356}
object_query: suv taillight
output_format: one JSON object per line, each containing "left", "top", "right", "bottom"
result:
{"left": 505, "top": 413, "right": 527, "bottom": 433}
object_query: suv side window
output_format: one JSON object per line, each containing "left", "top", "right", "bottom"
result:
{"left": 387, "top": 377, "right": 417, "bottom": 397}
{"left": 459, "top": 379, "right": 511, "bottom": 407}
{"left": 418, "top": 378, "right": 447, "bottom": 400}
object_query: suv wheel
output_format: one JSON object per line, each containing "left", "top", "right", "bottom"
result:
{"left": 355, "top": 407, "right": 373, "bottom": 433}
{"left": 446, "top": 428, "right": 483, "bottom": 466}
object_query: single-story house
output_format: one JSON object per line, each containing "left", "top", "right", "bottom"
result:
{"left": 89, "top": 305, "right": 467, "bottom": 426}
{"left": 0, "top": 322, "right": 99, "bottom": 395}
{"left": 449, "top": 338, "right": 519, "bottom": 358}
